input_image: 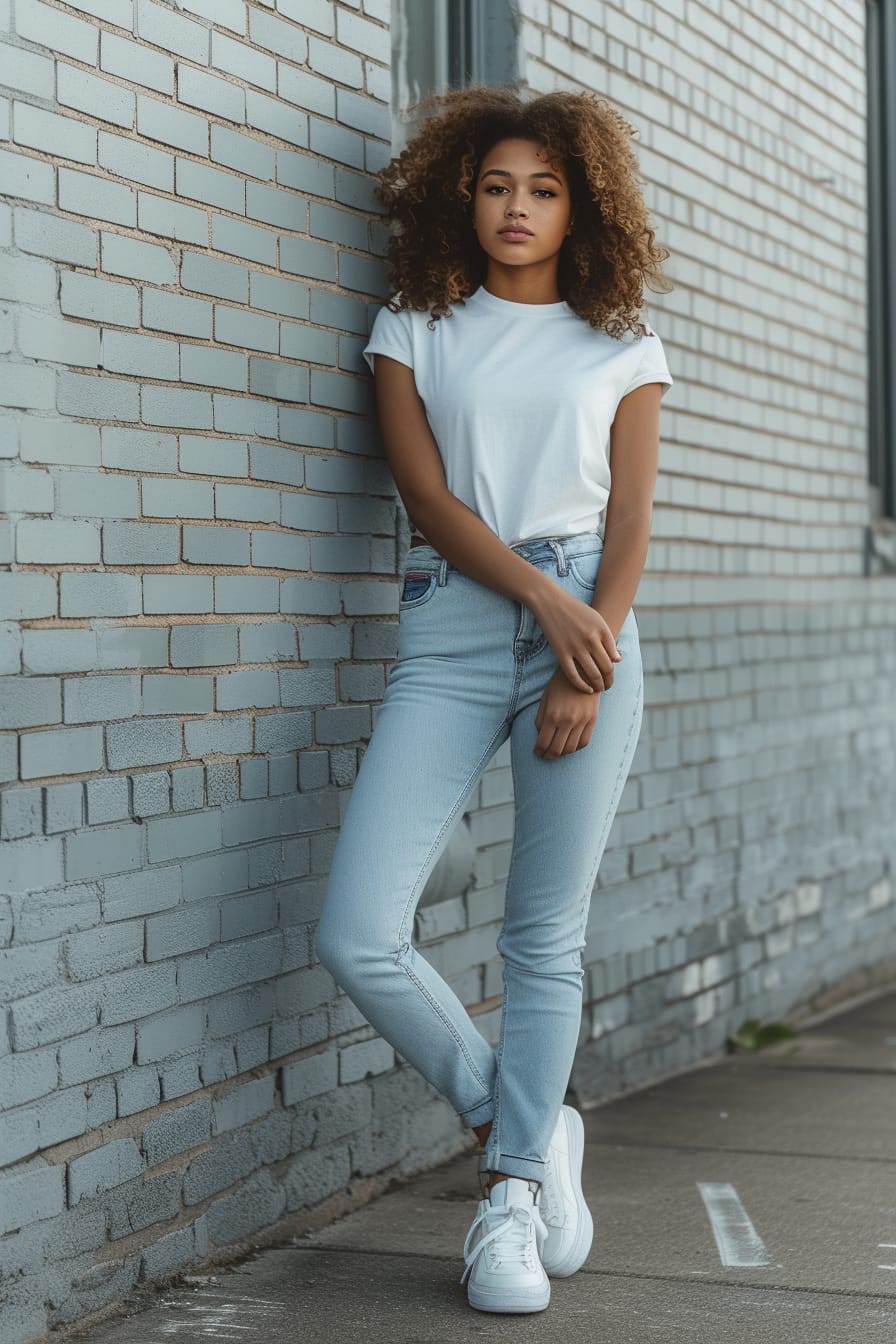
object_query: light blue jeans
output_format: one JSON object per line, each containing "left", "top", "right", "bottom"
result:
{"left": 314, "top": 531, "right": 644, "bottom": 1183}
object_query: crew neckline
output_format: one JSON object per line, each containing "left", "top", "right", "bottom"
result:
{"left": 468, "top": 284, "right": 572, "bottom": 317}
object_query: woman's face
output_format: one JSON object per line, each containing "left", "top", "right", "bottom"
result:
{"left": 473, "top": 137, "right": 573, "bottom": 270}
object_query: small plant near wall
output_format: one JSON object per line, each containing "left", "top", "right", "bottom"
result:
{"left": 726, "top": 1018, "right": 800, "bottom": 1054}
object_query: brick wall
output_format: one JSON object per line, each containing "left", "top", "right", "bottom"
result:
{"left": 1, "top": 1, "right": 895, "bottom": 1340}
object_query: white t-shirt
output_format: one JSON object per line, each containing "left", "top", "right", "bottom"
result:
{"left": 362, "top": 283, "right": 673, "bottom": 548}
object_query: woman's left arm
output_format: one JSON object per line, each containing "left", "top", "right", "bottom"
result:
{"left": 591, "top": 380, "right": 664, "bottom": 638}
{"left": 533, "top": 380, "right": 664, "bottom": 759}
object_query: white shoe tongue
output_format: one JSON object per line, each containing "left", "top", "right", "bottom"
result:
{"left": 489, "top": 1177, "right": 533, "bottom": 1207}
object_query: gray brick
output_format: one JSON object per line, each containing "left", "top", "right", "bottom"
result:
{"left": 250, "top": 273, "right": 308, "bottom": 321}
{"left": 96, "top": 625, "right": 169, "bottom": 669}
{"left": 18, "top": 312, "right": 101, "bottom": 366}
{"left": 143, "top": 286, "right": 212, "bottom": 336}
{"left": 134, "top": 1002, "right": 203, "bottom": 1063}
{"left": 144, "top": 1096, "right": 211, "bottom": 1166}
{"left": 178, "top": 63, "right": 245, "bottom": 122}
{"left": 0, "top": 1160, "right": 65, "bottom": 1236}
{"left": 16, "top": 0, "right": 98, "bottom": 57}
{"left": 211, "top": 123, "right": 275, "bottom": 180}
{"left": 0, "top": 146, "right": 54, "bottom": 205}
{"left": 277, "top": 147, "right": 333, "bottom": 199}
{"left": 214, "top": 304, "right": 279, "bottom": 352}
{"left": 101, "top": 231, "right": 175, "bottom": 284}
{"left": 299, "top": 622, "right": 350, "bottom": 660}
{"left": 170, "top": 622, "right": 238, "bottom": 667}
{"left": 212, "top": 1075, "right": 274, "bottom": 1135}
{"left": 131, "top": 770, "right": 171, "bottom": 819}
{"left": 171, "top": 763, "right": 204, "bottom": 811}
{"left": 102, "top": 427, "right": 176, "bottom": 474}
{"left": 339, "top": 663, "right": 386, "bottom": 702}
{"left": 101, "top": 28, "right": 174, "bottom": 93}
{"left": 141, "top": 385, "right": 213, "bottom": 430}
{"left": 98, "top": 127, "right": 174, "bottom": 189}
{"left": 181, "top": 250, "right": 248, "bottom": 302}
{"left": 55, "top": 469, "right": 137, "bottom": 521}
{"left": 57, "top": 1023, "right": 135, "bottom": 1084}
{"left": 0, "top": 42, "right": 54, "bottom": 98}
{"left": 177, "top": 931, "right": 281, "bottom": 1003}
{"left": 281, "top": 1048, "right": 336, "bottom": 1105}
{"left": 0, "top": 1046, "right": 57, "bottom": 1110}
{"left": 280, "top": 666, "right": 335, "bottom": 706}
{"left": 279, "top": 407, "right": 333, "bottom": 449}
{"left": 0, "top": 940, "right": 62, "bottom": 999}
{"left": 145, "top": 808, "right": 221, "bottom": 862}
{"left": 20, "top": 725, "right": 103, "bottom": 780}
{"left": 245, "top": 87, "right": 308, "bottom": 147}
{"left": 58, "top": 369, "right": 141, "bottom": 422}
{"left": 280, "top": 234, "right": 336, "bottom": 282}
{"left": 0, "top": 361, "right": 55, "bottom": 410}
{"left": 278, "top": 319, "right": 334, "bottom": 362}
{"left": 239, "top": 621, "right": 296, "bottom": 663}
{"left": 42, "top": 784, "right": 88, "bottom": 836}
{"left": 307, "top": 34, "right": 362, "bottom": 86}
{"left": 253, "top": 709, "right": 310, "bottom": 754}
{"left": 14, "top": 206, "right": 96, "bottom": 265}
{"left": 141, "top": 1218, "right": 205, "bottom": 1281}
{"left": 68, "top": 1138, "right": 144, "bottom": 1205}
{"left": 103, "top": 860, "right": 182, "bottom": 924}
{"left": 64, "top": 819, "right": 143, "bottom": 881}
{"left": 61, "top": 270, "right": 139, "bottom": 326}
{"left": 86, "top": 774, "right": 131, "bottom": 824}
{"left": 280, "top": 576, "right": 340, "bottom": 615}
{"left": 179, "top": 437, "right": 248, "bottom": 480}
{"left": 0, "top": 675, "right": 61, "bottom": 729}
{"left": 21, "top": 417, "right": 99, "bottom": 467}
{"left": 138, "top": 190, "right": 208, "bottom": 245}
{"left": 215, "top": 481, "right": 280, "bottom": 522}
{"left": 214, "top": 574, "right": 279, "bottom": 613}
{"left": 216, "top": 668, "right": 278, "bottom": 710}
{"left": 312, "top": 535, "right": 370, "bottom": 573}
{"left": 101, "top": 962, "right": 177, "bottom": 1026}
{"left": 181, "top": 344, "right": 248, "bottom": 397}
{"left": 116, "top": 1064, "right": 160, "bottom": 1116}
{"left": 141, "top": 672, "right": 213, "bottom": 715}
{"left": 280, "top": 491, "right": 337, "bottom": 533}
{"left": 211, "top": 214, "right": 276, "bottom": 266}
{"left": 176, "top": 155, "right": 245, "bottom": 212}
{"left": 182, "top": 522, "right": 249, "bottom": 565}
{"left": 205, "top": 760, "right": 238, "bottom": 806}
{"left": 315, "top": 705, "right": 371, "bottom": 743}
{"left": 59, "top": 572, "right": 140, "bottom": 619}
{"left": 184, "top": 715, "right": 252, "bottom": 757}
{"left": 105, "top": 716, "right": 183, "bottom": 769}
{"left": 248, "top": 7, "right": 308, "bottom": 62}
{"left": 0, "top": 573, "right": 55, "bottom": 621}
{"left": 249, "top": 356, "right": 308, "bottom": 403}
{"left": 58, "top": 62, "right": 135, "bottom": 128}
{"left": 105, "top": 1169, "right": 181, "bottom": 1239}
{"left": 309, "top": 115, "right": 364, "bottom": 170}
{"left": 58, "top": 166, "right": 136, "bottom": 226}
{"left": 102, "top": 520, "right": 179, "bottom": 565}
{"left": 145, "top": 902, "right": 218, "bottom": 961}
{"left": 251, "top": 529, "right": 309, "bottom": 571}
{"left": 142, "top": 477, "right": 213, "bottom": 519}
{"left": 9, "top": 982, "right": 99, "bottom": 1050}
{"left": 101, "top": 327, "right": 180, "bottom": 379}
{"left": 13, "top": 100, "right": 97, "bottom": 165}
{"left": 135, "top": 0, "right": 211, "bottom": 63}
{"left": 353, "top": 620, "right": 398, "bottom": 661}
{"left": 212, "top": 29, "right": 276, "bottom": 91}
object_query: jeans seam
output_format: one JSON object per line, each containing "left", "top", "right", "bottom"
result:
{"left": 393, "top": 716, "right": 510, "bottom": 1096}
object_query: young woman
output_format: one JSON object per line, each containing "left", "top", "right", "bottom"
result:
{"left": 315, "top": 84, "right": 673, "bottom": 1315}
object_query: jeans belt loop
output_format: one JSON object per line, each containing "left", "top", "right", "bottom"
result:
{"left": 548, "top": 538, "right": 569, "bottom": 575}
{"left": 438, "top": 557, "right": 448, "bottom": 586}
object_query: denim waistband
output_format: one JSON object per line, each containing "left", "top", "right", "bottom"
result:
{"left": 402, "top": 529, "right": 604, "bottom": 581}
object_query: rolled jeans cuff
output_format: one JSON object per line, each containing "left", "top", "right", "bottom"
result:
{"left": 483, "top": 1151, "right": 547, "bottom": 1184}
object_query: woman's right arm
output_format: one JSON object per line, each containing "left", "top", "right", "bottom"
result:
{"left": 373, "top": 354, "right": 621, "bottom": 695}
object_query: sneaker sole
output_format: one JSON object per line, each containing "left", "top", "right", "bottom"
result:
{"left": 542, "top": 1105, "right": 594, "bottom": 1278}
{"left": 467, "top": 1281, "right": 551, "bottom": 1313}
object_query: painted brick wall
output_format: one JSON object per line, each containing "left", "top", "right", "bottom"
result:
{"left": 1, "top": 1, "right": 895, "bottom": 1340}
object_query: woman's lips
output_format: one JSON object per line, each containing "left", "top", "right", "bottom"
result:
{"left": 498, "top": 230, "right": 533, "bottom": 241}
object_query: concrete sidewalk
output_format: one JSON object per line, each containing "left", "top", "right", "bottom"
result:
{"left": 79, "top": 987, "right": 896, "bottom": 1343}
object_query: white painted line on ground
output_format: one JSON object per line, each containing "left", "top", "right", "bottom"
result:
{"left": 697, "top": 1182, "right": 773, "bottom": 1268}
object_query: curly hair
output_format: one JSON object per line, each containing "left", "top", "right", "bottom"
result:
{"left": 373, "top": 83, "right": 673, "bottom": 339}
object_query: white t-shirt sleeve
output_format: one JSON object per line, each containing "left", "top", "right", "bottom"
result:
{"left": 620, "top": 324, "right": 674, "bottom": 400}
{"left": 362, "top": 302, "right": 414, "bottom": 375}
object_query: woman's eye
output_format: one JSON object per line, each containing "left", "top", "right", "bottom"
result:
{"left": 484, "top": 186, "right": 556, "bottom": 197}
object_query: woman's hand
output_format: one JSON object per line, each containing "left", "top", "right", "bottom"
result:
{"left": 534, "top": 667, "right": 602, "bottom": 759}
{"left": 530, "top": 585, "right": 622, "bottom": 694}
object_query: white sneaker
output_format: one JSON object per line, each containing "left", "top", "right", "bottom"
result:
{"left": 538, "top": 1104, "right": 594, "bottom": 1277}
{"left": 460, "top": 1177, "right": 550, "bottom": 1313}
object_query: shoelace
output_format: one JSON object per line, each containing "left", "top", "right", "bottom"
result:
{"left": 460, "top": 1202, "right": 548, "bottom": 1285}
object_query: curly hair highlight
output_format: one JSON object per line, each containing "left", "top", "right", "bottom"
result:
{"left": 373, "top": 83, "right": 673, "bottom": 338}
